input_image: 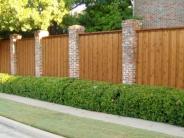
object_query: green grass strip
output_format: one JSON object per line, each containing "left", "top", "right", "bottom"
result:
{"left": 0, "top": 98, "right": 179, "bottom": 138}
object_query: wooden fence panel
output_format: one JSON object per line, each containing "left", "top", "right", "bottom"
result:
{"left": 42, "top": 35, "right": 69, "bottom": 77}
{"left": 79, "top": 31, "right": 122, "bottom": 83}
{"left": 136, "top": 28, "right": 184, "bottom": 88}
{"left": 16, "top": 38, "right": 35, "bottom": 76}
{"left": 0, "top": 40, "right": 10, "bottom": 73}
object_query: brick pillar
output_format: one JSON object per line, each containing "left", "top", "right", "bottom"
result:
{"left": 122, "top": 19, "right": 142, "bottom": 84}
{"left": 68, "top": 25, "right": 85, "bottom": 78}
{"left": 9, "top": 34, "right": 22, "bottom": 75}
{"left": 34, "top": 30, "right": 49, "bottom": 77}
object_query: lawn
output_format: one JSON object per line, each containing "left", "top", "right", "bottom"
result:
{"left": 0, "top": 98, "right": 179, "bottom": 138}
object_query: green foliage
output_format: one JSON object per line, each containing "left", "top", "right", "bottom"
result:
{"left": 79, "top": 3, "right": 121, "bottom": 31}
{"left": 62, "top": 0, "right": 133, "bottom": 32}
{"left": 0, "top": 0, "right": 133, "bottom": 37}
{"left": 58, "top": 14, "right": 80, "bottom": 33}
{"left": 0, "top": 0, "right": 68, "bottom": 32}
{"left": 1, "top": 73, "right": 183, "bottom": 126}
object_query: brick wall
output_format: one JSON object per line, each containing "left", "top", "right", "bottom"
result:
{"left": 134, "top": 0, "right": 184, "bottom": 28}
{"left": 122, "top": 20, "right": 142, "bottom": 84}
{"left": 34, "top": 30, "right": 49, "bottom": 77}
{"left": 68, "top": 25, "right": 85, "bottom": 78}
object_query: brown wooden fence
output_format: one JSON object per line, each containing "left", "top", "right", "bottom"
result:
{"left": 42, "top": 35, "right": 69, "bottom": 77}
{"left": 16, "top": 38, "right": 35, "bottom": 76}
{"left": 136, "top": 28, "right": 184, "bottom": 88}
{"left": 0, "top": 40, "right": 10, "bottom": 73}
{"left": 2, "top": 27, "right": 184, "bottom": 88}
{"left": 79, "top": 31, "right": 122, "bottom": 83}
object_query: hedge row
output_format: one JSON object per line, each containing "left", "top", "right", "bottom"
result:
{"left": 0, "top": 73, "right": 184, "bottom": 126}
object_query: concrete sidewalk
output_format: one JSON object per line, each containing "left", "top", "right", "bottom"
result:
{"left": 0, "top": 116, "right": 63, "bottom": 138}
{"left": 0, "top": 93, "right": 184, "bottom": 138}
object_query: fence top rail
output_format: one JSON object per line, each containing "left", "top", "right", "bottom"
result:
{"left": 136, "top": 26, "right": 184, "bottom": 32}
{"left": 79, "top": 30, "right": 122, "bottom": 36}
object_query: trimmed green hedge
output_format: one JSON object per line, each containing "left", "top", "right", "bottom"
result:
{"left": 0, "top": 73, "right": 184, "bottom": 126}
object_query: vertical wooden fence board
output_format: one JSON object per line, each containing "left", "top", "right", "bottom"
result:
{"left": 42, "top": 35, "right": 69, "bottom": 77}
{"left": 175, "top": 31, "right": 180, "bottom": 88}
{"left": 136, "top": 32, "right": 143, "bottom": 84}
{"left": 88, "top": 35, "right": 93, "bottom": 80}
{"left": 143, "top": 31, "right": 150, "bottom": 84}
{"left": 155, "top": 31, "right": 162, "bottom": 86}
{"left": 102, "top": 34, "right": 107, "bottom": 82}
{"left": 79, "top": 36, "right": 84, "bottom": 79}
{"left": 0, "top": 40, "right": 10, "bottom": 73}
{"left": 79, "top": 31, "right": 122, "bottom": 83}
{"left": 86, "top": 36, "right": 89, "bottom": 80}
{"left": 16, "top": 38, "right": 35, "bottom": 76}
{"left": 169, "top": 30, "right": 177, "bottom": 87}
{"left": 97, "top": 34, "right": 103, "bottom": 81}
{"left": 108, "top": 34, "right": 113, "bottom": 82}
{"left": 56, "top": 37, "right": 60, "bottom": 76}
{"left": 118, "top": 32, "right": 123, "bottom": 83}
{"left": 112, "top": 33, "right": 118, "bottom": 83}
{"left": 176, "top": 30, "right": 184, "bottom": 88}
{"left": 137, "top": 28, "right": 184, "bottom": 89}
{"left": 162, "top": 30, "right": 169, "bottom": 86}
{"left": 149, "top": 31, "right": 155, "bottom": 85}
{"left": 91, "top": 35, "right": 94, "bottom": 80}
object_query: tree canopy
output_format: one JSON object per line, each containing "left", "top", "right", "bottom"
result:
{"left": 0, "top": 0, "right": 133, "bottom": 37}
{"left": 61, "top": 0, "right": 132, "bottom": 32}
{"left": 0, "top": 0, "right": 67, "bottom": 32}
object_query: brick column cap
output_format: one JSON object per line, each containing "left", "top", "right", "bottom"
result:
{"left": 122, "top": 19, "right": 142, "bottom": 23}
{"left": 34, "top": 30, "right": 49, "bottom": 39}
{"left": 122, "top": 19, "right": 143, "bottom": 28}
{"left": 69, "top": 25, "right": 85, "bottom": 32}
{"left": 9, "top": 34, "right": 22, "bottom": 42}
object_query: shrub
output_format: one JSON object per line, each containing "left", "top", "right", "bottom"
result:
{"left": 0, "top": 73, "right": 184, "bottom": 126}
